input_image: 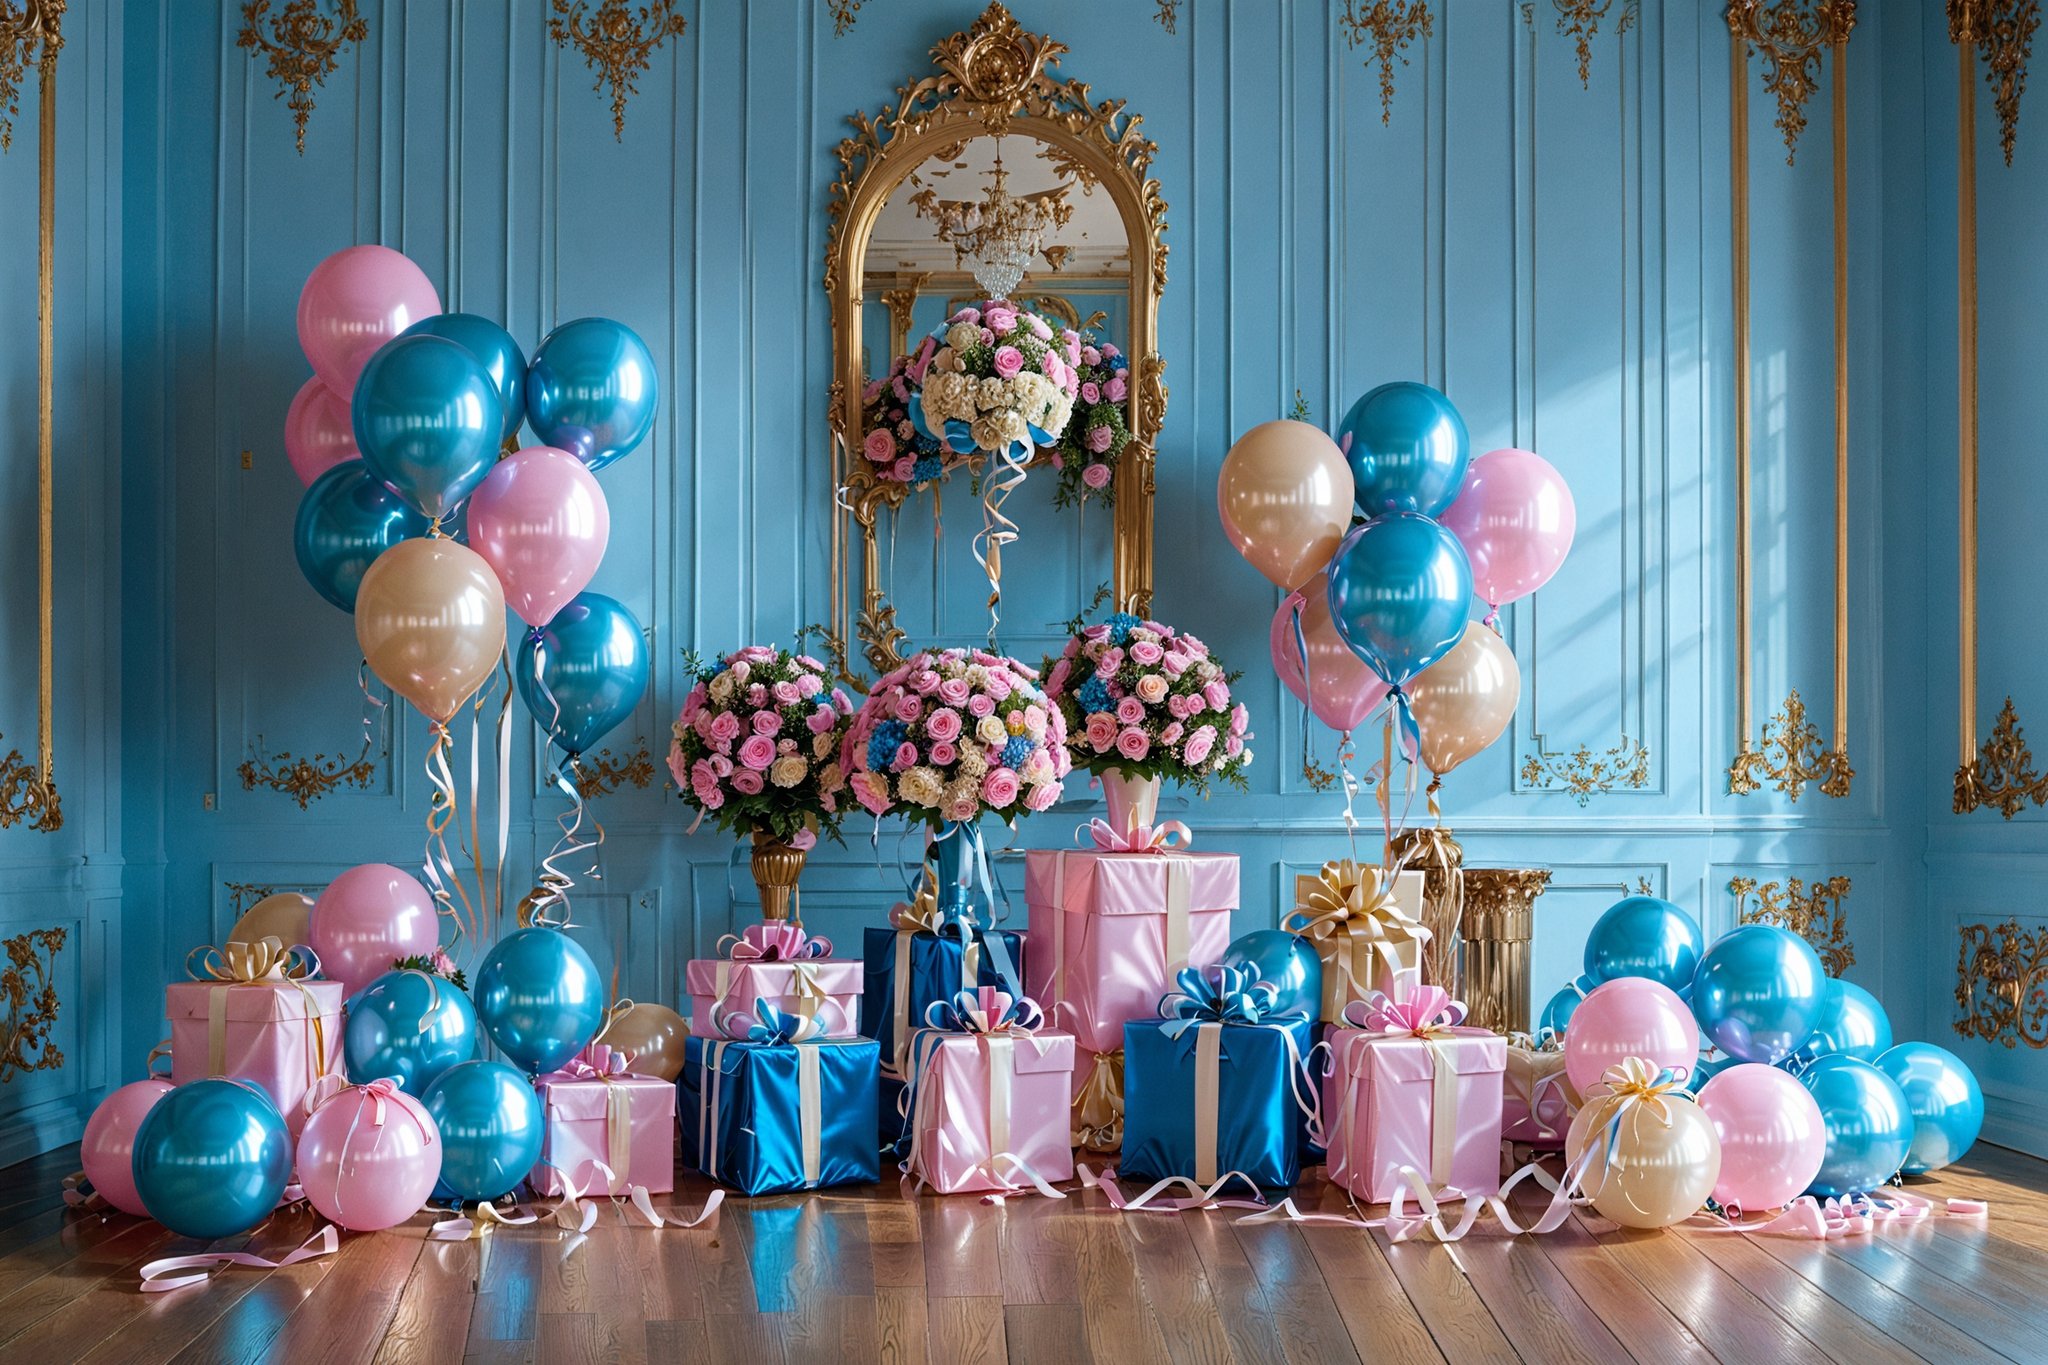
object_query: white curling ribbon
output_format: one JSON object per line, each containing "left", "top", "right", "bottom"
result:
{"left": 698, "top": 1040, "right": 727, "bottom": 1182}
{"left": 799, "top": 1041, "right": 823, "bottom": 1187}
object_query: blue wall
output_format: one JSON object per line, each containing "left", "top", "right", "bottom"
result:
{"left": 1, "top": 0, "right": 2036, "bottom": 1161}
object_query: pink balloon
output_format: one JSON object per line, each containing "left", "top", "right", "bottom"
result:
{"left": 284, "top": 377, "right": 361, "bottom": 486}
{"left": 1438, "top": 447, "right": 1576, "bottom": 608}
{"left": 83, "top": 1078, "right": 176, "bottom": 1216}
{"left": 296, "top": 245, "right": 442, "bottom": 397}
{"left": 1697, "top": 1063, "right": 1827, "bottom": 1210}
{"left": 1268, "top": 573, "right": 1391, "bottom": 733}
{"left": 297, "top": 1082, "right": 442, "bottom": 1231}
{"left": 309, "top": 863, "right": 442, "bottom": 998}
{"left": 1563, "top": 976, "right": 1697, "bottom": 1096}
{"left": 466, "top": 446, "right": 612, "bottom": 628}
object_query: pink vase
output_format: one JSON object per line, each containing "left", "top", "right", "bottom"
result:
{"left": 1099, "top": 767, "right": 1161, "bottom": 836}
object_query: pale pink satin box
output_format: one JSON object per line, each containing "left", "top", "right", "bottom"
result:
{"left": 683, "top": 958, "right": 863, "bottom": 1039}
{"left": 1323, "top": 1026, "right": 1505, "bottom": 1204}
{"left": 165, "top": 979, "right": 345, "bottom": 1126}
{"left": 1022, "top": 848, "right": 1237, "bottom": 1054}
{"left": 530, "top": 1070, "right": 677, "bottom": 1196}
{"left": 903, "top": 1029, "right": 1076, "bottom": 1194}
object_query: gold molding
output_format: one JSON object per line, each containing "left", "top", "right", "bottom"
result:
{"left": 1728, "top": 689, "right": 1853, "bottom": 801}
{"left": 1518, "top": 733, "right": 1651, "bottom": 806}
{"left": 1155, "top": 2, "right": 1181, "bottom": 34}
{"left": 823, "top": 3, "right": 1168, "bottom": 678}
{"left": 1, "top": 926, "right": 65, "bottom": 1081}
{"left": 224, "top": 881, "right": 280, "bottom": 918}
{"left": 0, "top": 0, "right": 60, "bottom": 833}
{"left": 239, "top": 735, "right": 377, "bottom": 808}
{"left": 1953, "top": 0, "right": 2039, "bottom": 165}
{"left": 547, "top": 0, "right": 687, "bottom": 142}
{"left": 1461, "top": 868, "right": 1551, "bottom": 1036}
{"left": 573, "top": 738, "right": 654, "bottom": 798}
{"left": 1338, "top": 1, "right": 1433, "bottom": 126}
{"left": 1955, "top": 917, "right": 2048, "bottom": 1048}
{"left": 1732, "top": 873, "right": 1854, "bottom": 977}
{"left": 236, "top": 0, "right": 365, "bottom": 156}
{"left": 1954, "top": 696, "right": 2048, "bottom": 817}
{"left": 1521, "top": 0, "right": 1639, "bottom": 89}
{"left": 828, "top": 0, "right": 864, "bottom": 37}
{"left": 1728, "top": 0, "right": 1856, "bottom": 162}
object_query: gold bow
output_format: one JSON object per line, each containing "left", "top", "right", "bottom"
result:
{"left": 1071, "top": 1047, "right": 1125, "bottom": 1151}
{"left": 1288, "top": 859, "right": 1430, "bottom": 1018}
{"left": 187, "top": 936, "right": 315, "bottom": 984}
{"left": 889, "top": 878, "right": 945, "bottom": 935}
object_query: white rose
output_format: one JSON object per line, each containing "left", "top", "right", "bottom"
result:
{"left": 976, "top": 714, "right": 1008, "bottom": 745}
{"left": 900, "top": 766, "right": 943, "bottom": 806}
{"left": 947, "top": 322, "right": 981, "bottom": 353}
{"left": 770, "top": 755, "right": 809, "bottom": 788}
{"left": 709, "top": 673, "right": 734, "bottom": 704}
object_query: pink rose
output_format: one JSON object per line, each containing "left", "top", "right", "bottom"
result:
{"left": 738, "top": 734, "right": 776, "bottom": 771}
{"left": 807, "top": 705, "right": 839, "bottom": 734}
{"left": 1129, "top": 640, "right": 1165, "bottom": 666}
{"left": 929, "top": 740, "right": 958, "bottom": 766}
{"left": 746, "top": 684, "right": 768, "bottom": 707}
{"left": 694, "top": 780, "right": 725, "bottom": 811}
{"left": 708, "top": 711, "right": 743, "bottom": 749}
{"left": 1082, "top": 463, "right": 1112, "bottom": 490}
{"left": 951, "top": 306, "right": 981, "bottom": 325}
{"left": 986, "top": 306, "right": 1018, "bottom": 334}
{"left": 789, "top": 828, "right": 818, "bottom": 851}
{"left": 1161, "top": 651, "right": 1190, "bottom": 678}
{"left": 1063, "top": 331, "right": 1082, "bottom": 364}
{"left": 1081, "top": 381, "right": 1101, "bottom": 404}
{"left": 1082, "top": 624, "right": 1111, "bottom": 642}
{"left": 853, "top": 770, "right": 891, "bottom": 813}
{"left": 892, "top": 375, "right": 910, "bottom": 402}
{"left": 1088, "top": 425, "right": 1114, "bottom": 453}
{"left": 771, "top": 681, "right": 801, "bottom": 705}
{"left": 925, "top": 707, "right": 963, "bottom": 742}
{"left": 1135, "top": 675, "right": 1168, "bottom": 705}
{"left": 1230, "top": 703, "right": 1250, "bottom": 736}
{"left": 864, "top": 378, "right": 885, "bottom": 403}
{"left": 1084, "top": 713, "right": 1117, "bottom": 752}
{"left": 709, "top": 753, "right": 733, "bottom": 778}
{"left": 1161, "top": 721, "right": 1184, "bottom": 745}
{"left": 1167, "top": 694, "right": 1191, "bottom": 719}
{"left": 1065, "top": 367, "right": 1080, "bottom": 397}
{"left": 892, "top": 742, "right": 918, "bottom": 771}
{"left": 967, "top": 693, "right": 996, "bottom": 718}
{"left": 1224, "top": 734, "right": 1245, "bottom": 757}
{"left": 1047, "top": 659, "right": 1071, "bottom": 693}
{"left": 864, "top": 429, "right": 895, "bottom": 462}
{"left": 1101, "top": 343, "right": 1121, "bottom": 358}
{"left": 777, "top": 737, "right": 797, "bottom": 754}
{"left": 993, "top": 346, "right": 1024, "bottom": 379}
{"left": 1082, "top": 345, "right": 1102, "bottom": 365}
{"left": 1116, "top": 728, "right": 1151, "bottom": 762}
{"left": 1042, "top": 352, "right": 1065, "bottom": 385}
{"left": 910, "top": 669, "right": 941, "bottom": 695}
{"left": 832, "top": 688, "right": 853, "bottom": 714}
{"left": 1026, "top": 780, "right": 1060, "bottom": 812}
{"left": 979, "top": 327, "right": 995, "bottom": 345}
{"left": 1183, "top": 725, "right": 1216, "bottom": 766}
{"left": 1116, "top": 696, "right": 1146, "bottom": 725}
{"left": 894, "top": 693, "right": 923, "bottom": 722}
{"left": 1025, "top": 313, "right": 1051, "bottom": 340}
{"left": 937, "top": 678, "right": 972, "bottom": 707}
{"left": 1024, "top": 704, "right": 1047, "bottom": 732}
{"left": 985, "top": 670, "right": 1013, "bottom": 701}
{"left": 892, "top": 456, "right": 916, "bottom": 482}
{"left": 731, "top": 768, "right": 764, "bottom": 795}
{"left": 752, "top": 710, "right": 782, "bottom": 736}
{"left": 982, "top": 767, "right": 1021, "bottom": 808}
{"left": 1106, "top": 375, "right": 1128, "bottom": 402}
{"left": 1203, "top": 680, "right": 1231, "bottom": 711}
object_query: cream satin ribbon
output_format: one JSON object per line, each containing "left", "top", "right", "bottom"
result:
{"left": 1192, "top": 1023, "right": 1223, "bottom": 1185}
{"left": 798, "top": 1042, "right": 823, "bottom": 1188}
{"left": 888, "top": 918, "right": 980, "bottom": 1080}
{"left": 698, "top": 1040, "right": 728, "bottom": 1182}
{"left": 713, "top": 959, "right": 832, "bottom": 1029}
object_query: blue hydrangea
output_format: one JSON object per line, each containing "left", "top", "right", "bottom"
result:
{"left": 1000, "top": 735, "right": 1036, "bottom": 770}
{"left": 1077, "top": 676, "right": 1114, "bottom": 715}
{"left": 1105, "top": 611, "right": 1142, "bottom": 646}
{"left": 867, "top": 719, "right": 909, "bottom": 771}
{"left": 912, "top": 455, "right": 944, "bottom": 483}
{"left": 913, "top": 432, "right": 942, "bottom": 456}
{"left": 1109, "top": 354, "right": 1129, "bottom": 372}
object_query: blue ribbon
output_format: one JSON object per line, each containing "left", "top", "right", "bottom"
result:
{"left": 713, "top": 1001, "right": 822, "bottom": 1046}
{"left": 1157, "top": 964, "right": 1298, "bottom": 1039}
{"left": 1386, "top": 685, "right": 1424, "bottom": 763}
{"left": 923, "top": 986, "right": 1045, "bottom": 1035}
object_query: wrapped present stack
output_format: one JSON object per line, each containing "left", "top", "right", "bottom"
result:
{"left": 685, "top": 922, "right": 862, "bottom": 1040}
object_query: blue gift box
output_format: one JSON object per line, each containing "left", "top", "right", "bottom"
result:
{"left": 861, "top": 924, "right": 1028, "bottom": 1085}
{"left": 1120, "top": 1014, "right": 1317, "bottom": 1191}
{"left": 678, "top": 1036, "right": 881, "bottom": 1196}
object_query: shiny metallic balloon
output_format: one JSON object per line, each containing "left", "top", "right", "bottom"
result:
{"left": 1689, "top": 924, "right": 1828, "bottom": 1065}
{"left": 1218, "top": 929, "right": 1321, "bottom": 1021}
{"left": 1876, "top": 1042, "right": 1983, "bottom": 1175}
{"left": 1583, "top": 895, "right": 1705, "bottom": 996}
{"left": 1799, "top": 1054, "right": 1913, "bottom": 1196}
{"left": 515, "top": 592, "right": 649, "bottom": 758}
{"left": 1565, "top": 1086, "right": 1721, "bottom": 1228}
{"left": 1335, "top": 381, "right": 1471, "bottom": 518}
{"left": 343, "top": 968, "right": 481, "bottom": 1096}
{"left": 132, "top": 1079, "right": 293, "bottom": 1238}
{"left": 421, "top": 1060, "right": 546, "bottom": 1202}
{"left": 402, "top": 312, "right": 528, "bottom": 443}
{"left": 1539, "top": 976, "right": 1595, "bottom": 1035}
{"left": 473, "top": 927, "right": 606, "bottom": 1074}
{"left": 293, "top": 462, "right": 432, "bottom": 612}
{"left": 525, "top": 317, "right": 659, "bottom": 470}
{"left": 1325, "top": 512, "right": 1473, "bottom": 688}
{"left": 352, "top": 333, "right": 505, "bottom": 520}
{"left": 1789, "top": 978, "right": 1893, "bottom": 1067}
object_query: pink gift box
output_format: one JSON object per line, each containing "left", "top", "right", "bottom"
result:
{"left": 684, "top": 957, "right": 863, "bottom": 1039}
{"left": 530, "top": 1070, "right": 678, "bottom": 1196}
{"left": 1023, "top": 848, "right": 1236, "bottom": 1054}
{"left": 904, "top": 1029, "right": 1076, "bottom": 1194}
{"left": 166, "top": 978, "right": 345, "bottom": 1126}
{"left": 1323, "top": 1026, "right": 1505, "bottom": 1204}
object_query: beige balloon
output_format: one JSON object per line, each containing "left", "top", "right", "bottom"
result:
{"left": 1406, "top": 621, "right": 1521, "bottom": 778}
{"left": 355, "top": 537, "right": 507, "bottom": 723}
{"left": 229, "top": 892, "right": 314, "bottom": 948}
{"left": 1217, "top": 420, "right": 1354, "bottom": 592}
{"left": 594, "top": 1001, "right": 690, "bottom": 1083}
{"left": 1565, "top": 1091, "right": 1722, "bottom": 1229}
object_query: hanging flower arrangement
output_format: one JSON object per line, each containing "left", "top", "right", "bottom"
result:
{"left": 1043, "top": 333, "right": 1133, "bottom": 508}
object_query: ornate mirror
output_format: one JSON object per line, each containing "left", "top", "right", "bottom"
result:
{"left": 823, "top": 2, "right": 1167, "bottom": 681}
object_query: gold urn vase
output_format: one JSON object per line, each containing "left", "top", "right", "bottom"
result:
{"left": 750, "top": 830, "right": 809, "bottom": 923}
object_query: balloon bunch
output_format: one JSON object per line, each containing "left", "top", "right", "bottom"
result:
{"left": 286, "top": 244, "right": 657, "bottom": 946}
{"left": 1548, "top": 894, "right": 1984, "bottom": 1209}
{"left": 1219, "top": 384, "right": 1574, "bottom": 809}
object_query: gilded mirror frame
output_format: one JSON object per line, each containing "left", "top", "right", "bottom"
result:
{"left": 822, "top": 2, "right": 1167, "bottom": 681}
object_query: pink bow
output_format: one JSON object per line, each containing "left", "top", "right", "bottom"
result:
{"left": 1086, "top": 817, "right": 1193, "bottom": 853}
{"left": 720, "top": 921, "right": 832, "bottom": 961}
{"left": 906, "top": 335, "right": 937, "bottom": 383}
{"left": 564, "top": 1043, "right": 634, "bottom": 1079}
{"left": 1346, "top": 985, "right": 1467, "bottom": 1037}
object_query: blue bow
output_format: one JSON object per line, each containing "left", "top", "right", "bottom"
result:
{"left": 713, "top": 1001, "right": 824, "bottom": 1046}
{"left": 1157, "top": 964, "right": 1289, "bottom": 1038}
{"left": 924, "top": 985, "right": 1045, "bottom": 1035}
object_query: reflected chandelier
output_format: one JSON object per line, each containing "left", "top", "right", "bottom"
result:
{"left": 919, "top": 140, "right": 1072, "bottom": 300}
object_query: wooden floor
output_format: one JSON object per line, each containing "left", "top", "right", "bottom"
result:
{"left": 3, "top": 1142, "right": 2047, "bottom": 1364}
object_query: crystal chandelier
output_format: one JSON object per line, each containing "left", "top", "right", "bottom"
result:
{"left": 922, "top": 140, "right": 1072, "bottom": 300}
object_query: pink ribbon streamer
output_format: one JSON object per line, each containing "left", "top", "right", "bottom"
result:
{"left": 140, "top": 1226, "right": 339, "bottom": 1293}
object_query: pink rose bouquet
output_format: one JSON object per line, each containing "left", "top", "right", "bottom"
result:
{"left": 859, "top": 352, "right": 958, "bottom": 489}
{"left": 1043, "top": 612, "right": 1253, "bottom": 794}
{"left": 669, "top": 646, "right": 855, "bottom": 843}
{"left": 841, "top": 647, "right": 1070, "bottom": 828}
{"left": 910, "top": 301, "right": 1075, "bottom": 461}
{"left": 1044, "top": 331, "right": 1133, "bottom": 509}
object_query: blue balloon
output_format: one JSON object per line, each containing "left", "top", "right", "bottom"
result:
{"left": 473, "top": 926, "right": 606, "bottom": 1074}
{"left": 352, "top": 334, "right": 505, "bottom": 520}
{"left": 1219, "top": 930, "right": 1321, "bottom": 1021}
{"left": 132, "top": 1078, "right": 292, "bottom": 1238}
{"left": 421, "top": 1060, "right": 546, "bottom": 1202}
{"left": 343, "top": 968, "right": 481, "bottom": 1096}
{"left": 1584, "top": 895, "right": 1704, "bottom": 995}
{"left": 403, "top": 312, "right": 528, "bottom": 444}
{"left": 1325, "top": 512, "right": 1473, "bottom": 687}
{"left": 1789, "top": 979, "right": 1893, "bottom": 1067}
{"left": 525, "top": 317, "right": 658, "bottom": 470}
{"left": 1690, "top": 924, "right": 1828, "bottom": 1065}
{"left": 1539, "top": 978, "right": 1593, "bottom": 1035}
{"left": 515, "top": 592, "right": 649, "bottom": 757}
{"left": 1876, "top": 1042, "right": 1983, "bottom": 1175}
{"left": 1799, "top": 1054, "right": 1914, "bottom": 1196}
{"left": 1335, "top": 381, "right": 1471, "bottom": 518}
{"left": 293, "top": 461, "right": 432, "bottom": 612}
{"left": 1684, "top": 1051, "right": 1738, "bottom": 1095}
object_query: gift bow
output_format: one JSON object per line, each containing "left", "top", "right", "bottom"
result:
{"left": 564, "top": 1043, "right": 635, "bottom": 1079}
{"left": 1507, "top": 1027, "right": 1564, "bottom": 1053}
{"left": 714, "top": 1001, "right": 826, "bottom": 1045}
{"left": 1086, "top": 817, "right": 1193, "bottom": 853}
{"left": 185, "top": 935, "right": 319, "bottom": 984}
{"left": 924, "top": 985, "right": 1044, "bottom": 1035}
{"left": 1588, "top": 1056, "right": 1688, "bottom": 1123}
{"left": 889, "top": 880, "right": 977, "bottom": 938}
{"left": 1285, "top": 859, "right": 1431, "bottom": 954}
{"left": 718, "top": 921, "right": 833, "bottom": 962}
{"left": 1346, "top": 985, "right": 1467, "bottom": 1038}
{"left": 1159, "top": 964, "right": 1285, "bottom": 1032}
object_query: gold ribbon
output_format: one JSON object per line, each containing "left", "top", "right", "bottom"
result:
{"left": 887, "top": 880, "right": 980, "bottom": 1079}
{"left": 1072, "top": 1047, "right": 1125, "bottom": 1150}
{"left": 1391, "top": 824, "right": 1466, "bottom": 990}
{"left": 185, "top": 936, "right": 328, "bottom": 1087}
{"left": 1288, "top": 860, "right": 1430, "bottom": 1022}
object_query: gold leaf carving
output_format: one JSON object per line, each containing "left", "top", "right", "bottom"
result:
{"left": 1519, "top": 733, "right": 1651, "bottom": 806}
{"left": 1954, "top": 695, "right": 2048, "bottom": 817}
{"left": 1338, "top": 1, "right": 1433, "bottom": 126}
{"left": 573, "top": 738, "right": 654, "bottom": 798}
{"left": 0, "top": 0, "right": 62, "bottom": 154}
{"left": 1732, "top": 873, "right": 1854, "bottom": 977}
{"left": 239, "top": 736, "right": 378, "bottom": 809}
{"left": 547, "top": 0, "right": 688, "bottom": 142}
{"left": 1955, "top": 916, "right": 2048, "bottom": 1047}
{"left": 236, "top": 0, "right": 366, "bottom": 156}
{"left": 1727, "top": 0, "right": 1857, "bottom": 165}
{"left": 1, "top": 926, "right": 64, "bottom": 1081}
{"left": 1728, "top": 688, "right": 1853, "bottom": 801}
{"left": 1952, "top": 0, "right": 2039, "bottom": 165}
{"left": 1523, "top": 0, "right": 1638, "bottom": 88}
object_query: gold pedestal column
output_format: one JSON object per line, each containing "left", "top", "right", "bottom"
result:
{"left": 1459, "top": 869, "right": 1552, "bottom": 1034}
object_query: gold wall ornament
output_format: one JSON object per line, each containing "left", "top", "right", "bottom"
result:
{"left": 1154, "top": 1, "right": 1180, "bottom": 34}
{"left": 823, "top": 2, "right": 1168, "bottom": 677}
{"left": 1, "top": 926, "right": 65, "bottom": 1081}
{"left": 0, "top": 0, "right": 60, "bottom": 833}
{"left": 1460, "top": 868, "right": 1551, "bottom": 1035}
{"left": 1727, "top": 689, "right": 1853, "bottom": 800}
{"left": 238, "top": 736, "right": 378, "bottom": 809}
{"left": 223, "top": 881, "right": 281, "bottom": 918}
{"left": 1954, "top": 696, "right": 2048, "bottom": 817}
{"left": 1338, "top": 0, "right": 1433, "bottom": 126}
{"left": 573, "top": 738, "right": 655, "bottom": 798}
{"left": 828, "top": 0, "right": 865, "bottom": 38}
{"left": 1518, "top": 733, "right": 1651, "bottom": 806}
{"left": 1522, "top": 0, "right": 1638, "bottom": 89}
{"left": 236, "top": 0, "right": 365, "bottom": 156}
{"left": 1727, "top": 0, "right": 1856, "bottom": 163}
{"left": 1953, "top": 0, "right": 2039, "bottom": 165}
{"left": 1731, "top": 873, "right": 1854, "bottom": 977}
{"left": 1955, "top": 916, "right": 2048, "bottom": 1047}
{"left": 547, "top": 0, "right": 687, "bottom": 142}
{"left": 1632, "top": 875, "right": 1655, "bottom": 895}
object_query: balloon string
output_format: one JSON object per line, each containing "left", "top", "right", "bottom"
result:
{"left": 493, "top": 650, "right": 513, "bottom": 938}
{"left": 357, "top": 658, "right": 389, "bottom": 757}
{"left": 972, "top": 440, "right": 1031, "bottom": 648}
{"left": 530, "top": 755, "right": 599, "bottom": 928}
{"left": 423, "top": 723, "right": 482, "bottom": 954}
{"left": 1337, "top": 729, "right": 1360, "bottom": 864}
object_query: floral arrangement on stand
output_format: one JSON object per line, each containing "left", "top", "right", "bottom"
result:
{"left": 909, "top": 301, "right": 1077, "bottom": 460}
{"left": 1044, "top": 335, "right": 1132, "bottom": 508}
{"left": 859, "top": 352, "right": 956, "bottom": 491}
